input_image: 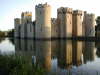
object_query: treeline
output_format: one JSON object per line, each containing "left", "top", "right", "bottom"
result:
{"left": 0, "top": 31, "right": 5, "bottom": 37}
{"left": 0, "top": 29, "right": 14, "bottom": 37}
{"left": 7, "top": 29, "right": 14, "bottom": 37}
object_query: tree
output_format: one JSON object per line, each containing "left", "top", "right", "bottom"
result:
{"left": 96, "top": 16, "right": 100, "bottom": 25}
{"left": 7, "top": 29, "right": 14, "bottom": 37}
{"left": 0, "top": 31, "right": 5, "bottom": 37}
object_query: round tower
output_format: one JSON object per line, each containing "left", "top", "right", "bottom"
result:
{"left": 36, "top": 41, "right": 51, "bottom": 71}
{"left": 35, "top": 3, "right": 51, "bottom": 39}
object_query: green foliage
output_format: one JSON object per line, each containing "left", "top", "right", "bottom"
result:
{"left": 0, "top": 31, "right": 5, "bottom": 37}
{"left": 96, "top": 49, "right": 100, "bottom": 57}
{"left": 96, "top": 16, "right": 100, "bottom": 25}
{"left": 0, "top": 55, "right": 45, "bottom": 75}
{"left": 7, "top": 29, "right": 14, "bottom": 37}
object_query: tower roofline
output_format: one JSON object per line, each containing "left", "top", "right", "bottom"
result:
{"left": 57, "top": 7, "right": 73, "bottom": 14}
{"left": 73, "top": 10, "right": 83, "bottom": 15}
{"left": 35, "top": 2, "right": 50, "bottom": 8}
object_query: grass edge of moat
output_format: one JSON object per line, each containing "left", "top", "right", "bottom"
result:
{"left": 0, "top": 54, "right": 46, "bottom": 75}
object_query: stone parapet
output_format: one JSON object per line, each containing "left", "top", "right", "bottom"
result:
{"left": 73, "top": 10, "right": 83, "bottom": 15}
{"left": 57, "top": 7, "right": 73, "bottom": 14}
{"left": 35, "top": 2, "right": 50, "bottom": 8}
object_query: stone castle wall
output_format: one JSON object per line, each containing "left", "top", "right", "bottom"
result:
{"left": 14, "top": 12, "right": 35, "bottom": 38}
{"left": 14, "top": 3, "right": 95, "bottom": 39}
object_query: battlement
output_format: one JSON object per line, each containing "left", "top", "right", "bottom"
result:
{"left": 36, "top": 2, "right": 50, "bottom": 8}
{"left": 73, "top": 10, "right": 83, "bottom": 15}
{"left": 87, "top": 13, "right": 95, "bottom": 17}
{"left": 14, "top": 18, "right": 20, "bottom": 21}
{"left": 84, "top": 11, "right": 95, "bottom": 17}
{"left": 84, "top": 11, "right": 87, "bottom": 14}
{"left": 21, "top": 12, "right": 32, "bottom": 17}
{"left": 57, "top": 7, "right": 73, "bottom": 14}
{"left": 14, "top": 18, "right": 21, "bottom": 25}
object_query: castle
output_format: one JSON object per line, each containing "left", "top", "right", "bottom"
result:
{"left": 14, "top": 3, "right": 95, "bottom": 39}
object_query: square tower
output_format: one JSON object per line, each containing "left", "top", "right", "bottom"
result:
{"left": 57, "top": 7, "right": 73, "bottom": 38}
{"left": 83, "top": 12, "right": 95, "bottom": 37}
{"left": 72, "top": 10, "right": 83, "bottom": 37}
{"left": 21, "top": 12, "right": 32, "bottom": 24}
{"left": 20, "top": 12, "right": 32, "bottom": 38}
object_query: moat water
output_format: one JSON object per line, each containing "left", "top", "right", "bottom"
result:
{"left": 0, "top": 38, "right": 100, "bottom": 75}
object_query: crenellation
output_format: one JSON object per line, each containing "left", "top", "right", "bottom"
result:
{"left": 64, "top": 7, "right": 73, "bottom": 13}
{"left": 36, "top": 3, "right": 50, "bottom": 8}
{"left": 57, "top": 7, "right": 73, "bottom": 14}
{"left": 57, "top": 7, "right": 73, "bottom": 38}
{"left": 14, "top": 18, "right": 21, "bottom": 25}
{"left": 73, "top": 10, "right": 83, "bottom": 15}
{"left": 21, "top": 12, "right": 32, "bottom": 24}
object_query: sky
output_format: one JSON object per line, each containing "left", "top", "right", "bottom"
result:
{"left": 0, "top": 0, "right": 100, "bottom": 31}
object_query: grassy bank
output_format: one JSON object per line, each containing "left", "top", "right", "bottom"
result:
{"left": 0, "top": 55, "right": 45, "bottom": 75}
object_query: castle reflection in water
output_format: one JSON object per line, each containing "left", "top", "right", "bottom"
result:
{"left": 14, "top": 39, "right": 96, "bottom": 73}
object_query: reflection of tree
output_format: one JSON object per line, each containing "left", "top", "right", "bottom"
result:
{"left": 96, "top": 42, "right": 100, "bottom": 57}
{"left": 96, "top": 48, "right": 100, "bottom": 57}
{"left": 9, "top": 38, "right": 14, "bottom": 45}
{"left": 0, "top": 31, "right": 5, "bottom": 37}
{"left": 95, "top": 42, "right": 100, "bottom": 57}
{"left": 7, "top": 29, "right": 14, "bottom": 37}
{"left": 0, "top": 38, "right": 5, "bottom": 43}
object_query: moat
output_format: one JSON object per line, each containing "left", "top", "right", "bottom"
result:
{"left": 0, "top": 38, "right": 100, "bottom": 75}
